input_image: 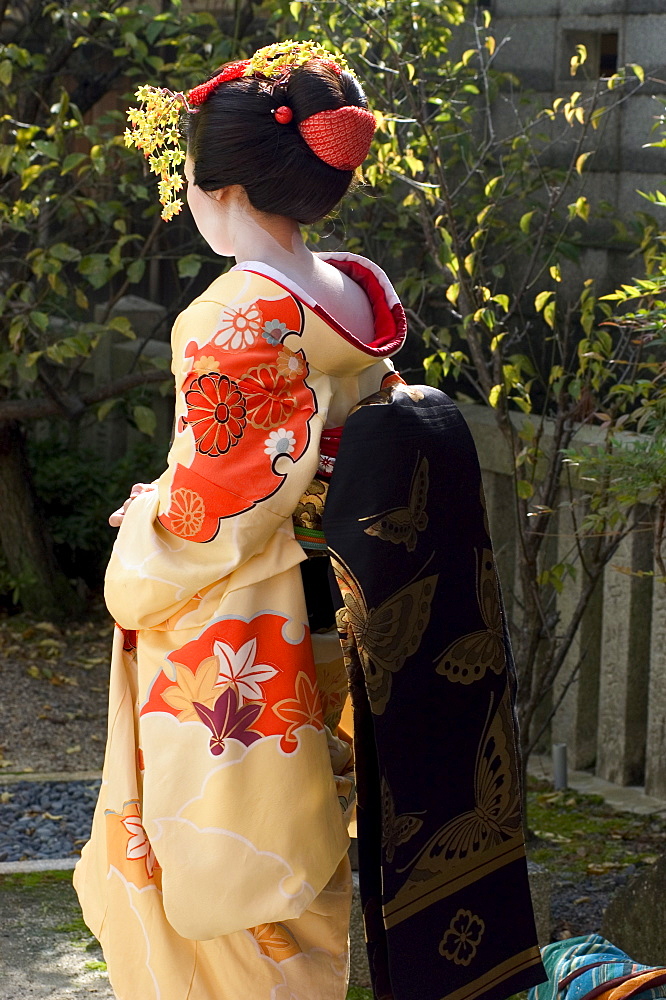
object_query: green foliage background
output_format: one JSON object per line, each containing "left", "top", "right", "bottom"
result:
{"left": 2, "top": 0, "right": 666, "bottom": 760}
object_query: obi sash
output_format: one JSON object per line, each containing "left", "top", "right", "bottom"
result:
{"left": 323, "top": 383, "right": 546, "bottom": 1000}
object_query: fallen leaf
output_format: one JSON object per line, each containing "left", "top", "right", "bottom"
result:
{"left": 587, "top": 861, "right": 623, "bottom": 874}
{"left": 26, "top": 666, "right": 41, "bottom": 679}
{"left": 0, "top": 791, "right": 13, "bottom": 803}
{"left": 574, "top": 896, "right": 591, "bottom": 904}
{"left": 65, "top": 745, "right": 81, "bottom": 754}
{"left": 42, "top": 811, "right": 64, "bottom": 821}
{"left": 35, "top": 622, "right": 61, "bottom": 635}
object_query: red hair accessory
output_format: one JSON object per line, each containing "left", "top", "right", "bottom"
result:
{"left": 274, "top": 105, "right": 293, "bottom": 124}
{"left": 188, "top": 60, "right": 250, "bottom": 107}
{"left": 298, "top": 105, "right": 376, "bottom": 170}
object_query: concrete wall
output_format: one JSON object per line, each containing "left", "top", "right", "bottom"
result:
{"left": 483, "top": 0, "right": 666, "bottom": 290}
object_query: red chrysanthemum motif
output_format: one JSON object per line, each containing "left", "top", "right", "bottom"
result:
{"left": 184, "top": 372, "right": 247, "bottom": 456}
{"left": 241, "top": 365, "right": 296, "bottom": 429}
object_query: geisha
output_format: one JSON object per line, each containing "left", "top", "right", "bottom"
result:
{"left": 74, "top": 40, "right": 545, "bottom": 1000}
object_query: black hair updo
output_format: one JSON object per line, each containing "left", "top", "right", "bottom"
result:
{"left": 185, "top": 60, "right": 370, "bottom": 224}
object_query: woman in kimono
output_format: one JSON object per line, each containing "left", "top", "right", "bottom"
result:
{"left": 74, "top": 41, "right": 404, "bottom": 1000}
{"left": 75, "top": 40, "right": 545, "bottom": 1000}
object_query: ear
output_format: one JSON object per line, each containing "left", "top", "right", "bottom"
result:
{"left": 211, "top": 184, "right": 248, "bottom": 207}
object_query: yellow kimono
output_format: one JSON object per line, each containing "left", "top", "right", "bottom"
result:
{"left": 74, "top": 253, "right": 407, "bottom": 1000}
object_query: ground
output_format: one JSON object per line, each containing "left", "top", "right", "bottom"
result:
{"left": 1, "top": 606, "right": 666, "bottom": 998}
{"left": 0, "top": 605, "right": 110, "bottom": 774}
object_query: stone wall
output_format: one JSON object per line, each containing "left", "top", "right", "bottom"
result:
{"left": 459, "top": 402, "right": 666, "bottom": 800}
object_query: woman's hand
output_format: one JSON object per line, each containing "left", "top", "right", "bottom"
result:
{"left": 109, "top": 483, "right": 157, "bottom": 527}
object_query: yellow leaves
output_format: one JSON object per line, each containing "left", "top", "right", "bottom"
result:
{"left": 488, "top": 384, "right": 503, "bottom": 408}
{"left": 484, "top": 175, "right": 502, "bottom": 198}
{"left": 446, "top": 282, "right": 460, "bottom": 305}
{"left": 520, "top": 211, "right": 535, "bottom": 234}
{"left": 570, "top": 44, "right": 587, "bottom": 77}
{"left": 569, "top": 196, "right": 590, "bottom": 222}
{"left": 575, "top": 151, "right": 594, "bottom": 174}
{"left": 543, "top": 300, "right": 556, "bottom": 330}
{"left": 549, "top": 264, "right": 562, "bottom": 283}
{"left": 535, "top": 290, "right": 556, "bottom": 329}
{"left": 590, "top": 107, "right": 605, "bottom": 130}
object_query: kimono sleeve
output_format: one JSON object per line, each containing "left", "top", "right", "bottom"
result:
{"left": 105, "top": 282, "right": 321, "bottom": 631}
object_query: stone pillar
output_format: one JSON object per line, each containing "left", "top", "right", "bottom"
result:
{"left": 597, "top": 521, "right": 652, "bottom": 786}
{"left": 551, "top": 501, "right": 603, "bottom": 770}
{"left": 646, "top": 567, "right": 666, "bottom": 798}
{"left": 482, "top": 468, "right": 518, "bottom": 619}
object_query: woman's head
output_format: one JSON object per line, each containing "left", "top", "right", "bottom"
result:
{"left": 185, "top": 58, "right": 373, "bottom": 225}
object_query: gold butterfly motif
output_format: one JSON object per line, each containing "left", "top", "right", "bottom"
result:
{"left": 435, "top": 548, "right": 505, "bottom": 685}
{"left": 329, "top": 549, "right": 438, "bottom": 715}
{"left": 360, "top": 455, "right": 429, "bottom": 553}
{"left": 397, "top": 688, "right": 521, "bottom": 880}
{"left": 381, "top": 776, "right": 425, "bottom": 863}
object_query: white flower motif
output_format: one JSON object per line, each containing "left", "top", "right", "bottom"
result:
{"left": 262, "top": 319, "right": 288, "bottom": 345}
{"left": 318, "top": 454, "right": 335, "bottom": 475}
{"left": 214, "top": 637, "right": 278, "bottom": 701}
{"left": 214, "top": 302, "right": 263, "bottom": 350}
{"left": 122, "top": 816, "right": 157, "bottom": 877}
{"left": 264, "top": 428, "right": 296, "bottom": 458}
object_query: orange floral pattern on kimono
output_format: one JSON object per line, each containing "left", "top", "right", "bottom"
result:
{"left": 159, "top": 293, "right": 316, "bottom": 542}
{"left": 143, "top": 613, "right": 325, "bottom": 756}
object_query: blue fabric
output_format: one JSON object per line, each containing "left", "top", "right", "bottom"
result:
{"left": 529, "top": 934, "right": 666, "bottom": 1000}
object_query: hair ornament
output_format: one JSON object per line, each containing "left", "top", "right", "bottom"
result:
{"left": 124, "top": 85, "right": 189, "bottom": 221}
{"left": 298, "top": 105, "right": 377, "bottom": 171}
{"left": 125, "top": 40, "right": 358, "bottom": 220}
{"left": 187, "top": 60, "right": 250, "bottom": 107}
{"left": 274, "top": 105, "right": 293, "bottom": 124}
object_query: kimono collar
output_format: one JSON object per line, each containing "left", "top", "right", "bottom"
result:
{"left": 230, "top": 252, "right": 407, "bottom": 368}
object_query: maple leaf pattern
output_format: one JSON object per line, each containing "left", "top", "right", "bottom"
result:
{"left": 161, "top": 656, "right": 219, "bottom": 721}
{"left": 122, "top": 815, "right": 158, "bottom": 878}
{"left": 214, "top": 637, "right": 278, "bottom": 702}
{"left": 273, "top": 671, "right": 324, "bottom": 750}
{"left": 250, "top": 922, "right": 301, "bottom": 962}
{"left": 194, "top": 687, "right": 263, "bottom": 756}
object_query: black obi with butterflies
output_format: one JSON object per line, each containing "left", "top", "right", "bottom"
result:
{"left": 323, "top": 384, "right": 546, "bottom": 1000}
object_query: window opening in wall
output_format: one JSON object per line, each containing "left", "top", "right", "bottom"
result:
{"left": 599, "top": 33, "right": 618, "bottom": 78}
{"left": 561, "top": 30, "right": 619, "bottom": 80}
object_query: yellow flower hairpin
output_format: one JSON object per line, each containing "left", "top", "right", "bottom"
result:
{"left": 124, "top": 41, "right": 351, "bottom": 221}
{"left": 124, "top": 85, "right": 188, "bottom": 222}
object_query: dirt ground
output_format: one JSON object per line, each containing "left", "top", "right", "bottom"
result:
{"left": 0, "top": 605, "right": 112, "bottom": 775}
{"left": 0, "top": 871, "right": 113, "bottom": 1000}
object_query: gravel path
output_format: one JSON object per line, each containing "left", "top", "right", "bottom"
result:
{"left": 0, "top": 780, "right": 100, "bottom": 863}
